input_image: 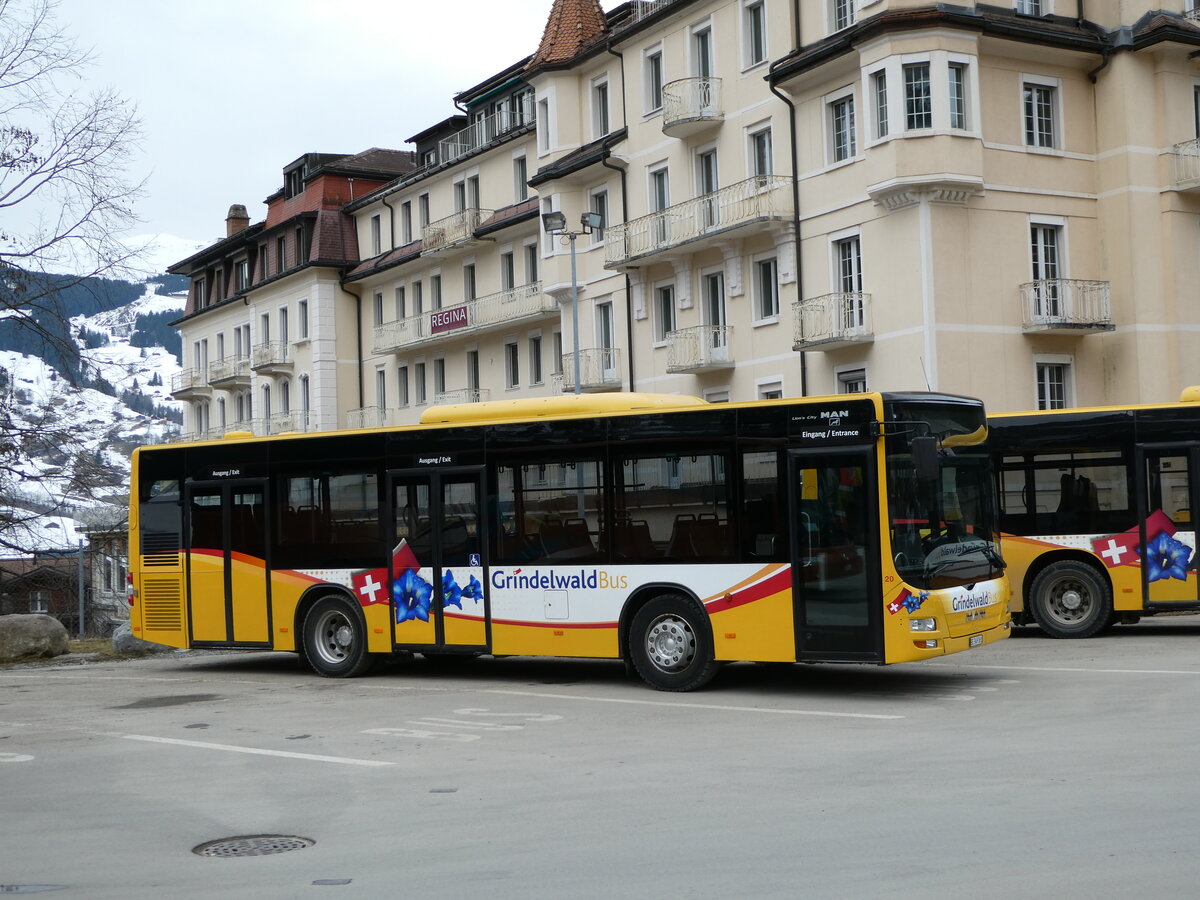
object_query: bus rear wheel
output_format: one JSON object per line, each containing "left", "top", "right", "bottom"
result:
{"left": 629, "top": 594, "right": 718, "bottom": 692}
{"left": 1029, "top": 561, "right": 1112, "bottom": 639}
{"left": 302, "top": 596, "right": 375, "bottom": 677}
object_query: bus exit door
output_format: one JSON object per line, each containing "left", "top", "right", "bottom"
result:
{"left": 789, "top": 449, "right": 882, "bottom": 661}
{"left": 1138, "top": 444, "right": 1200, "bottom": 607}
{"left": 388, "top": 469, "right": 489, "bottom": 651}
{"left": 184, "top": 480, "right": 271, "bottom": 646}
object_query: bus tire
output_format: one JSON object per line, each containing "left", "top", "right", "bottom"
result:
{"left": 301, "top": 595, "right": 375, "bottom": 677}
{"left": 629, "top": 594, "right": 719, "bottom": 692}
{"left": 1028, "top": 561, "right": 1112, "bottom": 639}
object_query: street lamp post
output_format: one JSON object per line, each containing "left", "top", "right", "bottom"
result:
{"left": 542, "top": 210, "right": 603, "bottom": 396}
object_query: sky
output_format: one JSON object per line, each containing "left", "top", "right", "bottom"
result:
{"left": 50, "top": 0, "right": 616, "bottom": 276}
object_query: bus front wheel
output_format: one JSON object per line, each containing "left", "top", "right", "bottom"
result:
{"left": 301, "top": 596, "right": 375, "bottom": 677}
{"left": 1029, "top": 561, "right": 1112, "bottom": 639}
{"left": 629, "top": 594, "right": 719, "bottom": 692}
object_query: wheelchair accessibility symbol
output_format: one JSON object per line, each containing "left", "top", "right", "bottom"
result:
{"left": 470, "top": 553, "right": 480, "bottom": 567}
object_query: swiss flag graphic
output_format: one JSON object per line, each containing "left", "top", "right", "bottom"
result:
{"left": 1091, "top": 510, "right": 1178, "bottom": 569}
{"left": 351, "top": 540, "right": 420, "bottom": 607}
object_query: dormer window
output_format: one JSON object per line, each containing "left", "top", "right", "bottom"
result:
{"left": 235, "top": 259, "right": 249, "bottom": 292}
{"left": 284, "top": 168, "right": 304, "bottom": 199}
{"left": 422, "top": 149, "right": 437, "bottom": 168}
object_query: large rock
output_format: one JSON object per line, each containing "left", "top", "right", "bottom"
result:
{"left": 111, "top": 621, "right": 174, "bottom": 655}
{"left": 0, "top": 614, "right": 70, "bottom": 662}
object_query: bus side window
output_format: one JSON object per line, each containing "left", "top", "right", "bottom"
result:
{"left": 742, "top": 451, "right": 783, "bottom": 561}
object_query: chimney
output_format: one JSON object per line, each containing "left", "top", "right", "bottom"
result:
{"left": 225, "top": 204, "right": 250, "bottom": 237}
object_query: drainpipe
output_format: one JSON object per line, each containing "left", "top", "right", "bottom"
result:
{"left": 380, "top": 192, "right": 397, "bottom": 250}
{"left": 767, "top": 77, "right": 806, "bottom": 397}
{"left": 605, "top": 43, "right": 634, "bottom": 392}
{"left": 354, "top": 294, "right": 363, "bottom": 411}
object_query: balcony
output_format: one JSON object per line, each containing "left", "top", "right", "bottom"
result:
{"left": 792, "top": 293, "right": 874, "bottom": 350}
{"left": 620, "top": 0, "right": 680, "bottom": 28}
{"left": 661, "top": 77, "right": 723, "bottom": 137}
{"left": 666, "top": 325, "right": 734, "bottom": 373}
{"left": 372, "top": 283, "right": 553, "bottom": 354}
{"left": 208, "top": 356, "right": 250, "bottom": 388}
{"left": 347, "top": 406, "right": 392, "bottom": 429}
{"left": 605, "top": 176, "right": 793, "bottom": 268}
{"left": 268, "top": 410, "right": 311, "bottom": 434}
{"left": 422, "top": 208, "right": 493, "bottom": 255}
{"left": 251, "top": 340, "right": 293, "bottom": 375}
{"left": 170, "top": 368, "right": 211, "bottom": 400}
{"left": 1020, "top": 279, "right": 1114, "bottom": 334}
{"left": 1172, "top": 138, "right": 1200, "bottom": 191}
{"left": 554, "top": 348, "right": 622, "bottom": 393}
{"left": 437, "top": 107, "right": 533, "bottom": 168}
{"left": 434, "top": 388, "right": 491, "bottom": 405}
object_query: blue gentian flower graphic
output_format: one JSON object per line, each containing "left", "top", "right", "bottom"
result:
{"left": 1144, "top": 531, "right": 1193, "bottom": 583}
{"left": 462, "top": 574, "right": 483, "bottom": 604}
{"left": 394, "top": 569, "right": 433, "bottom": 623}
{"left": 442, "top": 569, "right": 464, "bottom": 610}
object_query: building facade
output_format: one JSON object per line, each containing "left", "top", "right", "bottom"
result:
{"left": 171, "top": 0, "right": 1200, "bottom": 437}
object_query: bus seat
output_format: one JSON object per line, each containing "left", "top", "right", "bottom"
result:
{"left": 612, "top": 520, "right": 655, "bottom": 559}
{"left": 667, "top": 516, "right": 697, "bottom": 558}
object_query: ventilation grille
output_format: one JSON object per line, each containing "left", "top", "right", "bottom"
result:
{"left": 142, "top": 578, "right": 184, "bottom": 632}
{"left": 142, "top": 530, "right": 181, "bottom": 554}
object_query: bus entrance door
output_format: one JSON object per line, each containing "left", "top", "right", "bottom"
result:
{"left": 184, "top": 481, "right": 271, "bottom": 646}
{"left": 789, "top": 449, "right": 882, "bottom": 661}
{"left": 390, "top": 469, "right": 488, "bottom": 651}
{"left": 1138, "top": 446, "right": 1200, "bottom": 607}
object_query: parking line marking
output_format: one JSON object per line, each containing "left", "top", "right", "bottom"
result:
{"left": 119, "top": 733, "right": 394, "bottom": 766}
{"left": 480, "top": 689, "right": 903, "bottom": 719}
{"left": 936, "top": 663, "right": 1200, "bottom": 676}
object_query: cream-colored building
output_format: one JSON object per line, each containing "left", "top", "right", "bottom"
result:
{"left": 171, "top": 0, "right": 1200, "bottom": 437}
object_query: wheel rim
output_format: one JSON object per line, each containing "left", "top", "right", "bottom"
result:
{"left": 311, "top": 608, "right": 356, "bottom": 666}
{"left": 1043, "top": 575, "right": 1094, "bottom": 626}
{"left": 644, "top": 614, "right": 696, "bottom": 673}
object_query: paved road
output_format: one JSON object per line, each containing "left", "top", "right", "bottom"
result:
{"left": 3, "top": 619, "right": 1200, "bottom": 899}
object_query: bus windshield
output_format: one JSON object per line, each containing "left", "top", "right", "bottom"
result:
{"left": 885, "top": 400, "right": 1004, "bottom": 590}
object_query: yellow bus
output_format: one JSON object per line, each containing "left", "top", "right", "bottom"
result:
{"left": 128, "top": 391, "right": 1009, "bottom": 690}
{"left": 990, "top": 390, "right": 1200, "bottom": 637}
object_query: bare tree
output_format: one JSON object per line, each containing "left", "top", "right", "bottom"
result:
{"left": 0, "top": 0, "right": 145, "bottom": 554}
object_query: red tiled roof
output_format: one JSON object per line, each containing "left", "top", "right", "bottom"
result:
{"left": 528, "top": 0, "right": 607, "bottom": 70}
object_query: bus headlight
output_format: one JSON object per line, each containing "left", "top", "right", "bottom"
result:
{"left": 909, "top": 618, "right": 937, "bottom": 632}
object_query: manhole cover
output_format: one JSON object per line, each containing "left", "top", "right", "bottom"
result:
{"left": 192, "top": 835, "right": 314, "bottom": 858}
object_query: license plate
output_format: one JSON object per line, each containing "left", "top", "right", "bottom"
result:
{"left": 969, "top": 634, "right": 983, "bottom": 648}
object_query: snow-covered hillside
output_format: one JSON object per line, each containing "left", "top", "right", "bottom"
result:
{"left": 1, "top": 282, "right": 184, "bottom": 555}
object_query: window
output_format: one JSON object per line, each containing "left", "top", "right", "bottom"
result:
{"left": 872, "top": 70, "right": 888, "bottom": 138}
{"left": 750, "top": 127, "right": 773, "bottom": 179}
{"left": 394, "top": 285, "right": 406, "bottom": 320}
{"left": 524, "top": 243, "right": 539, "bottom": 284}
{"left": 259, "top": 312, "right": 270, "bottom": 343}
{"left": 904, "top": 64, "right": 932, "bottom": 130}
{"left": 645, "top": 48, "right": 664, "bottom": 113}
{"left": 415, "top": 362, "right": 427, "bottom": 405}
{"left": 529, "top": 335, "right": 543, "bottom": 385}
{"left": 279, "top": 307, "right": 289, "bottom": 345}
{"left": 375, "top": 369, "right": 387, "bottom": 409}
{"left": 835, "top": 236, "right": 863, "bottom": 294}
{"left": 757, "top": 380, "right": 784, "bottom": 400}
{"left": 258, "top": 245, "right": 268, "bottom": 281}
{"left": 654, "top": 284, "right": 676, "bottom": 342}
{"left": 1030, "top": 222, "right": 1062, "bottom": 317}
{"left": 744, "top": 1, "right": 766, "bottom": 67}
{"left": 235, "top": 259, "right": 249, "bottom": 292}
{"left": 829, "top": 92, "right": 856, "bottom": 162}
{"left": 593, "top": 78, "right": 610, "bottom": 138}
{"left": 1023, "top": 80, "right": 1057, "bottom": 148}
{"left": 692, "top": 24, "right": 713, "bottom": 78}
{"left": 430, "top": 273, "right": 442, "bottom": 310}
{"left": 418, "top": 193, "right": 430, "bottom": 229}
{"left": 589, "top": 189, "right": 608, "bottom": 243}
{"left": 29, "top": 590, "right": 49, "bottom": 614}
{"left": 755, "top": 258, "right": 779, "bottom": 320}
{"left": 398, "top": 365, "right": 409, "bottom": 407}
{"left": 612, "top": 452, "right": 731, "bottom": 562}
{"left": 505, "top": 340, "right": 520, "bottom": 388}
{"left": 513, "top": 155, "right": 528, "bottom": 202}
{"left": 500, "top": 251, "right": 516, "bottom": 291}
{"left": 553, "top": 331, "right": 564, "bottom": 375}
{"left": 703, "top": 272, "right": 727, "bottom": 331}
{"left": 412, "top": 281, "right": 423, "bottom": 315}
{"left": 597, "top": 301, "right": 615, "bottom": 352}
{"left": 697, "top": 148, "right": 719, "bottom": 228}
{"left": 467, "top": 350, "right": 480, "bottom": 392}
{"left": 1015, "top": 0, "right": 1044, "bottom": 14}
{"left": 434, "top": 357, "right": 446, "bottom": 395}
{"left": 494, "top": 459, "right": 605, "bottom": 565}
{"left": 1036, "top": 360, "right": 1071, "bottom": 410}
{"left": 370, "top": 214, "right": 382, "bottom": 256}
{"left": 276, "top": 236, "right": 286, "bottom": 271}
{"left": 300, "top": 375, "right": 310, "bottom": 416}
{"left": 295, "top": 226, "right": 307, "bottom": 265}
{"left": 195, "top": 278, "right": 206, "bottom": 308}
{"left": 463, "top": 263, "right": 476, "bottom": 301}
{"left": 949, "top": 63, "right": 967, "bottom": 130}
{"left": 401, "top": 201, "right": 412, "bottom": 244}
{"left": 831, "top": 0, "right": 854, "bottom": 32}
{"left": 373, "top": 291, "right": 384, "bottom": 327}
{"left": 261, "top": 383, "right": 272, "bottom": 420}
{"left": 298, "top": 300, "right": 309, "bottom": 339}
{"left": 650, "top": 167, "right": 670, "bottom": 244}
{"left": 284, "top": 168, "right": 303, "bottom": 198}
{"left": 838, "top": 368, "right": 867, "bottom": 394}
{"left": 538, "top": 97, "right": 551, "bottom": 151}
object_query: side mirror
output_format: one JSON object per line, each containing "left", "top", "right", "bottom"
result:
{"left": 912, "top": 435, "right": 939, "bottom": 482}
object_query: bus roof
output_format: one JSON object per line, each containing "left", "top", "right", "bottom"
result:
{"left": 418, "top": 392, "right": 709, "bottom": 425}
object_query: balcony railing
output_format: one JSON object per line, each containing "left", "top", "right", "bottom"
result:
{"left": 422, "top": 208, "right": 493, "bottom": 254}
{"left": 269, "top": 410, "right": 310, "bottom": 434}
{"left": 1020, "top": 279, "right": 1114, "bottom": 334}
{"left": 661, "top": 77, "right": 723, "bottom": 137}
{"left": 251, "top": 340, "right": 292, "bottom": 372}
{"left": 434, "top": 388, "right": 491, "bottom": 405}
{"left": 347, "top": 406, "right": 392, "bottom": 429}
{"left": 554, "top": 348, "right": 622, "bottom": 392}
{"left": 1172, "top": 138, "right": 1200, "bottom": 189}
{"left": 605, "top": 176, "right": 793, "bottom": 268}
{"left": 666, "top": 325, "right": 734, "bottom": 373}
{"left": 437, "top": 107, "right": 533, "bottom": 168}
{"left": 208, "top": 356, "right": 250, "bottom": 385}
{"left": 792, "top": 293, "right": 873, "bottom": 350}
{"left": 372, "top": 282, "right": 551, "bottom": 354}
{"left": 170, "top": 367, "right": 211, "bottom": 397}
{"left": 623, "top": 0, "right": 679, "bottom": 26}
